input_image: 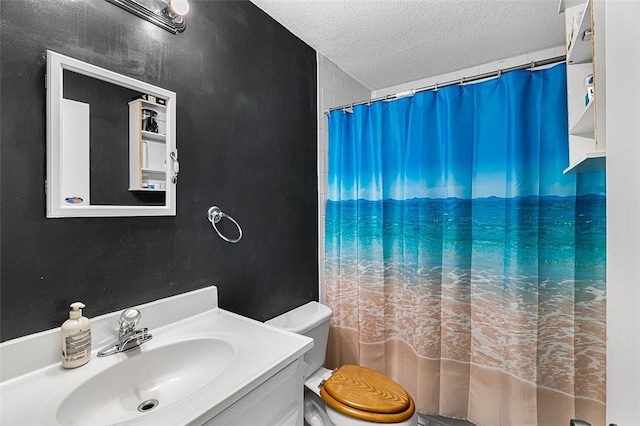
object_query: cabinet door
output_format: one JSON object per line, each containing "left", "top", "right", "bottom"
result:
{"left": 202, "top": 361, "right": 305, "bottom": 426}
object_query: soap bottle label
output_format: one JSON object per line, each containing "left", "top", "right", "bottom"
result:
{"left": 63, "top": 329, "right": 91, "bottom": 363}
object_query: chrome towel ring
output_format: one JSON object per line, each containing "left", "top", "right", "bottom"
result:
{"left": 207, "top": 206, "right": 242, "bottom": 243}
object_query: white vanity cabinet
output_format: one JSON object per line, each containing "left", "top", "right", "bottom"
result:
{"left": 201, "top": 359, "right": 305, "bottom": 426}
{"left": 559, "top": 0, "right": 606, "bottom": 173}
{"left": 129, "top": 99, "right": 169, "bottom": 191}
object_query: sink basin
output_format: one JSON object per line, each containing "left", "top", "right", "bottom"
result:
{"left": 56, "top": 338, "right": 235, "bottom": 426}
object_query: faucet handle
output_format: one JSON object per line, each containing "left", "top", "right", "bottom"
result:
{"left": 119, "top": 308, "right": 141, "bottom": 332}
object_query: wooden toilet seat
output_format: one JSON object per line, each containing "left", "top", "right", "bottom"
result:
{"left": 319, "top": 365, "right": 415, "bottom": 423}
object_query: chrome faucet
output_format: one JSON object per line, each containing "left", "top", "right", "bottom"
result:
{"left": 97, "top": 308, "right": 153, "bottom": 357}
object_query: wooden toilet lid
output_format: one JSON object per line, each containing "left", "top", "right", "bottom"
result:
{"left": 319, "top": 365, "right": 415, "bottom": 423}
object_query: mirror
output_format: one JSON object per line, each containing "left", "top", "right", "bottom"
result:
{"left": 46, "top": 50, "right": 178, "bottom": 217}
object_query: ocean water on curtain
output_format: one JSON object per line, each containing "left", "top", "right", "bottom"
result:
{"left": 326, "top": 191, "right": 606, "bottom": 402}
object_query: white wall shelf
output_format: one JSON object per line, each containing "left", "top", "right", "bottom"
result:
{"left": 560, "top": 0, "right": 605, "bottom": 174}
{"left": 569, "top": 98, "right": 595, "bottom": 138}
{"left": 129, "top": 99, "right": 170, "bottom": 191}
{"left": 563, "top": 150, "right": 605, "bottom": 174}
{"left": 566, "top": 0, "right": 592, "bottom": 64}
{"left": 142, "top": 130, "right": 166, "bottom": 141}
{"left": 558, "top": 0, "right": 586, "bottom": 13}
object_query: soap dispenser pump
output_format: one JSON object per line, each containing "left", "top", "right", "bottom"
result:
{"left": 61, "top": 302, "right": 92, "bottom": 368}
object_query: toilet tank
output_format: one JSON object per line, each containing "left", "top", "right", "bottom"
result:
{"left": 265, "top": 302, "right": 332, "bottom": 379}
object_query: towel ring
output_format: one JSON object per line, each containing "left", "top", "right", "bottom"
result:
{"left": 207, "top": 206, "right": 242, "bottom": 243}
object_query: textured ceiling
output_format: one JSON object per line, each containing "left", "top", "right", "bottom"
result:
{"left": 249, "top": 0, "right": 565, "bottom": 90}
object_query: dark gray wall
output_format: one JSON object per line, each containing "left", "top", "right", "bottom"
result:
{"left": 0, "top": 0, "right": 318, "bottom": 342}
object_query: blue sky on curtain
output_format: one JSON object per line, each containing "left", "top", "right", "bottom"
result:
{"left": 324, "top": 63, "right": 606, "bottom": 426}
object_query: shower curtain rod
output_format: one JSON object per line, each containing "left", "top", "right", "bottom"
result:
{"left": 325, "top": 54, "right": 566, "bottom": 114}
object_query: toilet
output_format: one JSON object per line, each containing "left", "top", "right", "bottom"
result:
{"left": 265, "top": 302, "right": 418, "bottom": 426}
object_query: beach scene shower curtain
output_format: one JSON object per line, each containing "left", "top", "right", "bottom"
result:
{"left": 325, "top": 64, "right": 606, "bottom": 426}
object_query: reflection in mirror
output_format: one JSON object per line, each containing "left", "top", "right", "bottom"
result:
{"left": 63, "top": 71, "right": 164, "bottom": 206}
{"left": 46, "top": 51, "right": 177, "bottom": 217}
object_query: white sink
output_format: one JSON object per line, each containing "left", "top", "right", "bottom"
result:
{"left": 0, "top": 286, "right": 313, "bottom": 425}
{"left": 57, "top": 338, "right": 235, "bottom": 426}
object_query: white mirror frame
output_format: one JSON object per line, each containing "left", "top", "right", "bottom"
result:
{"left": 46, "top": 50, "right": 177, "bottom": 218}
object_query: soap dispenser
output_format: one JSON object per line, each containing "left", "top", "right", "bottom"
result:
{"left": 61, "top": 302, "right": 92, "bottom": 368}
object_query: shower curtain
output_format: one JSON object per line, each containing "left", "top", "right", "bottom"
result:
{"left": 324, "top": 64, "right": 606, "bottom": 426}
